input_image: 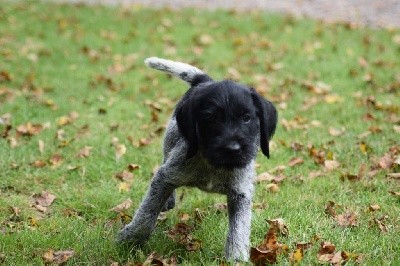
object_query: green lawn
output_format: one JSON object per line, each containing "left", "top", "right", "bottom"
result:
{"left": 0, "top": 1, "right": 399, "bottom": 265}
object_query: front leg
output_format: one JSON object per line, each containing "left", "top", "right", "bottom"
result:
{"left": 225, "top": 186, "right": 253, "bottom": 262}
{"left": 117, "top": 168, "right": 175, "bottom": 246}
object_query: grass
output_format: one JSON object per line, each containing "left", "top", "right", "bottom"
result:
{"left": 0, "top": 1, "right": 399, "bottom": 265}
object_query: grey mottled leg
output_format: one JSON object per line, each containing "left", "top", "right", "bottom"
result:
{"left": 117, "top": 169, "right": 175, "bottom": 245}
{"left": 161, "top": 190, "right": 176, "bottom": 211}
{"left": 225, "top": 188, "right": 253, "bottom": 262}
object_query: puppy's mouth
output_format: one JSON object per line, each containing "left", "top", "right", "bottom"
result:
{"left": 203, "top": 147, "right": 254, "bottom": 169}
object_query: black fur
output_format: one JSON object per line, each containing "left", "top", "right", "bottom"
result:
{"left": 175, "top": 78, "right": 277, "bottom": 169}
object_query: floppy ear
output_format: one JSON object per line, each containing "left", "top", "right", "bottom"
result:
{"left": 251, "top": 89, "right": 278, "bottom": 158}
{"left": 175, "top": 97, "right": 198, "bottom": 159}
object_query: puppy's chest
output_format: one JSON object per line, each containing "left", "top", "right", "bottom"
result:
{"left": 177, "top": 158, "right": 233, "bottom": 194}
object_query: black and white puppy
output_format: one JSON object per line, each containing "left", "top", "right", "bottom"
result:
{"left": 117, "top": 57, "right": 277, "bottom": 261}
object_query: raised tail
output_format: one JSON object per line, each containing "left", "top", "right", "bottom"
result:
{"left": 144, "top": 57, "right": 212, "bottom": 86}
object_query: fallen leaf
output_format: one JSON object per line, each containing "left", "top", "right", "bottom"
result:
{"left": 289, "top": 248, "right": 303, "bottom": 265}
{"left": 387, "top": 173, "right": 400, "bottom": 179}
{"left": 42, "top": 249, "right": 74, "bottom": 265}
{"left": 179, "top": 213, "right": 190, "bottom": 222}
{"left": 213, "top": 203, "right": 227, "bottom": 212}
{"left": 389, "top": 191, "right": 400, "bottom": 197}
{"left": 336, "top": 210, "right": 358, "bottom": 227}
{"left": 38, "top": 140, "right": 45, "bottom": 154}
{"left": 115, "top": 143, "right": 126, "bottom": 161}
{"left": 128, "top": 164, "right": 140, "bottom": 171}
{"left": 378, "top": 153, "right": 395, "bottom": 169}
{"left": 115, "top": 170, "right": 134, "bottom": 181}
{"left": 359, "top": 141, "right": 372, "bottom": 154}
{"left": 0, "top": 70, "right": 12, "bottom": 82}
{"left": 250, "top": 247, "right": 277, "bottom": 265}
{"left": 324, "top": 94, "right": 344, "bottom": 104}
{"left": 118, "top": 182, "right": 131, "bottom": 192}
{"left": 110, "top": 198, "right": 132, "bottom": 213}
{"left": 288, "top": 157, "right": 304, "bottom": 167}
{"left": 325, "top": 201, "right": 337, "bottom": 217}
{"left": 368, "top": 204, "right": 380, "bottom": 212}
{"left": 250, "top": 220, "right": 288, "bottom": 265}
{"left": 49, "top": 154, "right": 63, "bottom": 167}
{"left": 35, "top": 191, "right": 56, "bottom": 207}
{"left": 372, "top": 215, "right": 388, "bottom": 233}
{"left": 76, "top": 146, "right": 93, "bottom": 158}
{"left": 296, "top": 242, "right": 313, "bottom": 251}
{"left": 166, "top": 223, "right": 201, "bottom": 251}
{"left": 329, "top": 127, "right": 346, "bottom": 136}
{"left": 266, "top": 183, "right": 279, "bottom": 193}
{"left": 16, "top": 122, "right": 43, "bottom": 136}
{"left": 266, "top": 218, "right": 289, "bottom": 236}
{"left": 256, "top": 172, "right": 286, "bottom": 183}
{"left": 317, "top": 241, "right": 336, "bottom": 256}
{"left": 324, "top": 160, "right": 340, "bottom": 171}
{"left": 31, "top": 160, "right": 47, "bottom": 168}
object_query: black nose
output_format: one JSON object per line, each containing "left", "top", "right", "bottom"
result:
{"left": 224, "top": 142, "right": 241, "bottom": 153}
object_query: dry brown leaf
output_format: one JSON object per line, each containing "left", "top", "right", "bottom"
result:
{"left": 387, "top": 173, "right": 400, "bottom": 179}
{"left": 372, "top": 215, "right": 388, "bottom": 233}
{"left": 213, "top": 203, "right": 228, "bottom": 212}
{"left": 35, "top": 191, "right": 56, "bottom": 207}
{"left": 76, "top": 146, "right": 93, "bottom": 158}
{"left": 128, "top": 164, "right": 140, "bottom": 171}
{"left": 266, "top": 183, "right": 279, "bottom": 193}
{"left": 266, "top": 218, "right": 289, "bottom": 236}
{"left": 318, "top": 241, "right": 336, "bottom": 256}
{"left": 31, "top": 160, "right": 47, "bottom": 168}
{"left": 179, "top": 213, "right": 190, "bottom": 222}
{"left": 378, "top": 153, "right": 395, "bottom": 169}
{"left": 250, "top": 221, "right": 288, "bottom": 265}
{"left": 288, "top": 157, "right": 304, "bottom": 167}
{"left": 256, "top": 172, "right": 286, "bottom": 183}
{"left": 250, "top": 247, "right": 277, "bottom": 265}
{"left": 115, "top": 170, "right": 134, "bottom": 181}
{"left": 256, "top": 172, "right": 275, "bottom": 183}
{"left": 324, "top": 160, "right": 340, "bottom": 171}
{"left": 115, "top": 143, "right": 126, "bottom": 161}
{"left": 336, "top": 210, "right": 358, "bottom": 227}
{"left": 110, "top": 198, "right": 132, "bottom": 213}
{"left": 389, "top": 191, "right": 400, "bottom": 197}
{"left": 368, "top": 204, "right": 380, "bottom": 212}
{"left": 329, "top": 127, "right": 346, "bottom": 137}
{"left": 16, "top": 122, "right": 43, "bottom": 136}
{"left": 49, "top": 154, "right": 63, "bottom": 167}
{"left": 166, "top": 223, "right": 201, "bottom": 251}
{"left": 51, "top": 250, "right": 74, "bottom": 265}
{"left": 296, "top": 241, "right": 313, "bottom": 251}
{"left": 325, "top": 201, "right": 337, "bottom": 217}
{"left": 142, "top": 252, "right": 177, "bottom": 266}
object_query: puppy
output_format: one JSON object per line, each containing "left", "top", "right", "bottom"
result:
{"left": 117, "top": 57, "right": 277, "bottom": 261}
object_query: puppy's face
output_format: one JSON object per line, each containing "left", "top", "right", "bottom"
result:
{"left": 176, "top": 80, "right": 277, "bottom": 169}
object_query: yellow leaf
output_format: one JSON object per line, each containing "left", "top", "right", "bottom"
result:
{"left": 290, "top": 248, "right": 303, "bottom": 265}
{"left": 118, "top": 182, "right": 130, "bottom": 192}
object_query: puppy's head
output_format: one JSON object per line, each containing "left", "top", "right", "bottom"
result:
{"left": 175, "top": 80, "right": 277, "bottom": 169}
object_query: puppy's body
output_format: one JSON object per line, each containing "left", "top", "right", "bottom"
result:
{"left": 118, "top": 58, "right": 277, "bottom": 261}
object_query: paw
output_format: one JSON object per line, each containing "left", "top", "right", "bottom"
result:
{"left": 116, "top": 224, "right": 146, "bottom": 246}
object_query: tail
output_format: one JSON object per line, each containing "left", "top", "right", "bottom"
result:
{"left": 144, "top": 57, "right": 212, "bottom": 86}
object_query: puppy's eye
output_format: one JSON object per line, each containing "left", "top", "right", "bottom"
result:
{"left": 242, "top": 114, "right": 251, "bottom": 123}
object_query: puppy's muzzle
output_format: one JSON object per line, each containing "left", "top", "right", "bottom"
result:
{"left": 223, "top": 141, "right": 241, "bottom": 154}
